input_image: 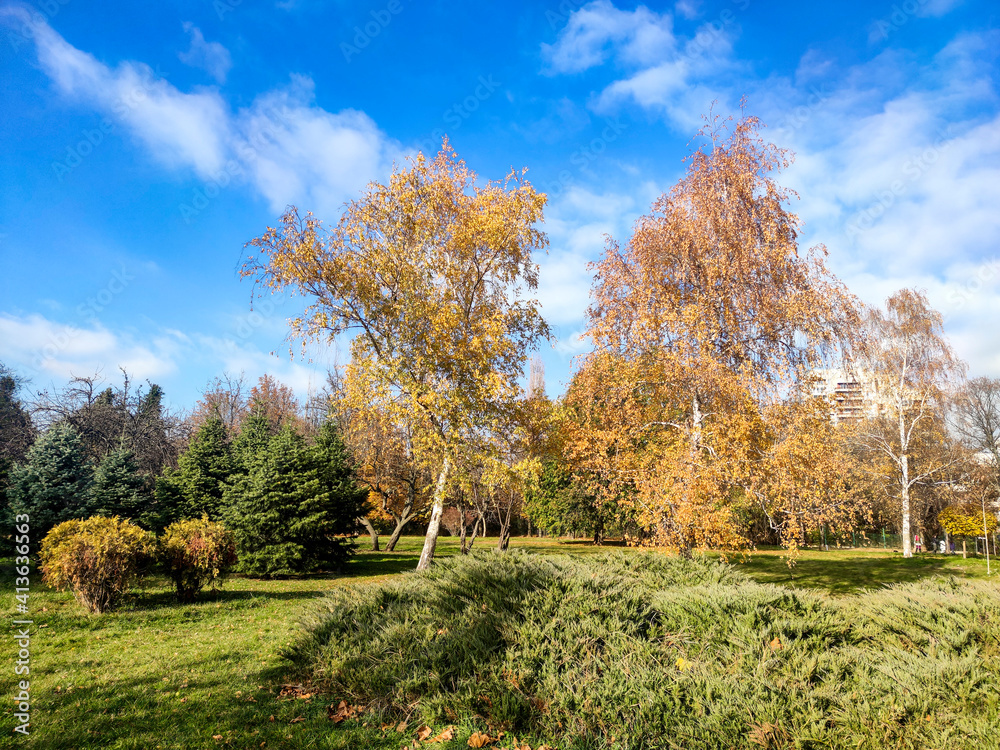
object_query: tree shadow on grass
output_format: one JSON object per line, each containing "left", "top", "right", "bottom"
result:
{"left": 741, "top": 553, "right": 977, "bottom": 596}
{"left": 30, "top": 652, "right": 358, "bottom": 750}
{"left": 124, "top": 584, "right": 334, "bottom": 613}
{"left": 347, "top": 552, "right": 421, "bottom": 576}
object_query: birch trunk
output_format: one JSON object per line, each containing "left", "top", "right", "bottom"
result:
{"left": 416, "top": 455, "right": 451, "bottom": 571}
{"left": 359, "top": 517, "right": 380, "bottom": 551}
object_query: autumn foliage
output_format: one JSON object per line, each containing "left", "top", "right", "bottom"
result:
{"left": 160, "top": 516, "right": 238, "bottom": 601}
{"left": 567, "top": 108, "right": 862, "bottom": 554}
{"left": 40, "top": 516, "right": 155, "bottom": 614}
{"left": 243, "top": 142, "right": 550, "bottom": 569}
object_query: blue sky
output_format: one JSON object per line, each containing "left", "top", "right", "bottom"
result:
{"left": 1, "top": 0, "right": 998, "bottom": 411}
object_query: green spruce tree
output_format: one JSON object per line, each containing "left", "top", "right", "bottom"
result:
{"left": 90, "top": 449, "right": 151, "bottom": 525}
{"left": 9, "top": 423, "right": 93, "bottom": 539}
{"left": 223, "top": 423, "right": 367, "bottom": 577}
{"left": 174, "top": 417, "right": 234, "bottom": 520}
{"left": 231, "top": 411, "right": 273, "bottom": 474}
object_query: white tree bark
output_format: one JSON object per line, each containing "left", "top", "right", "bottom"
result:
{"left": 416, "top": 455, "right": 451, "bottom": 571}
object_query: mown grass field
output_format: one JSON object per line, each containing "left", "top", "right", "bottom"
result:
{"left": 1, "top": 537, "right": 996, "bottom": 749}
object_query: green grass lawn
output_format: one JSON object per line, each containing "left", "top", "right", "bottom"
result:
{"left": 2, "top": 536, "right": 996, "bottom": 749}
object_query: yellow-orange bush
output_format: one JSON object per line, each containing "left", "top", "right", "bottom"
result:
{"left": 160, "top": 517, "right": 237, "bottom": 601}
{"left": 40, "top": 516, "right": 154, "bottom": 614}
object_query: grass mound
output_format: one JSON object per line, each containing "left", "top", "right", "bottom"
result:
{"left": 291, "top": 551, "right": 1000, "bottom": 749}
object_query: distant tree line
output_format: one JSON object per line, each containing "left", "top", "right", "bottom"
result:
{"left": 0, "top": 367, "right": 367, "bottom": 576}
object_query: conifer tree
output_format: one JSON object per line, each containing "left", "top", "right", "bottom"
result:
{"left": 174, "top": 416, "right": 234, "bottom": 520}
{"left": 223, "top": 423, "right": 366, "bottom": 577}
{"left": 90, "top": 449, "right": 150, "bottom": 524}
{"left": 231, "top": 412, "right": 273, "bottom": 474}
{"left": 0, "top": 364, "right": 35, "bottom": 526}
{"left": 309, "top": 421, "right": 369, "bottom": 551}
{"left": 9, "top": 423, "right": 93, "bottom": 539}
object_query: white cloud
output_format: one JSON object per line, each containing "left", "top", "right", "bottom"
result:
{"left": 15, "top": 8, "right": 231, "bottom": 178}
{"left": 178, "top": 23, "right": 232, "bottom": 84}
{"left": 191, "top": 333, "right": 338, "bottom": 400}
{"left": 675, "top": 0, "right": 700, "bottom": 21}
{"left": 0, "top": 313, "right": 178, "bottom": 383}
{"left": 542, "top": 0, "right": 677, "bottom": 74}
{"left": 545, "top": 4, "right": 1000, "bottom": 379}
{"left": 746, "top": 31, "right": 1000, "bottom": 378}
{"left": 535, "top": 185, "right": 643, "bottom": 329}
{"left": 917, "top": 0, "right": 964, "bottom": 17}
{"left": 5, "top": 6, "right": 401, "bottom": 216}
{"left": 236, "top": 77, "right": 397, "bottom": 216}
{"left": 0, "top": 311, "right": 339, "bottom": 405}
{"left": 543, "top": 0, "right": 741, "bottom": 130}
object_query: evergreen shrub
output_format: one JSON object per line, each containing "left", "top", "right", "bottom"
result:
{"left": 292, "top": 551, "right": 1000, "bottom": 749}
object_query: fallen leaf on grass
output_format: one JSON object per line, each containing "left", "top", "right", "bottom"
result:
{"left": 212, "top": 736, "right": 223, "bottom": 741}
{"left": 396, "top": 721, "right": 408, "bottom": 733}
{"left": 467, "top": 730, "right": 494, "bottom": 747}
{"left": 416, "top": 725, "right": 433, "bottom": 740}
{"left": 769, "top": 636, "right": 783, "bottom": 651}
{"left": 279, "top": 684, "right": 314, "bottom": 700}
{"left": 328, "top": 700, "right": 361, "bottom": 723}
{"left": 289, "top": 716, "right": 305, "bottom": 724}
{"left": 427, "top": 726, "right": 455, "bottom": 743}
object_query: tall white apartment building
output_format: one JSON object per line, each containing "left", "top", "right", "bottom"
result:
{"left": 808, "top": 368, "right": 875, "bottom": 423}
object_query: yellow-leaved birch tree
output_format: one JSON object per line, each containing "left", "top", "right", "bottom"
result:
{"left": 571, "top": 106, "right": 860, "bottom": 554}
{"left": 855, "top": 289, "right": 965, "bottom": 558}
{"left": 241, "top": 143, "right": 550, "bottom": 570}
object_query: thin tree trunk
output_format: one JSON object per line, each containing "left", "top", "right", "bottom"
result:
{"left": 458, "top": 499, "right": 470, "bottom": 554}
{"left": 384, "top": 512, "right": 413, "bottom": 552}
{"left": 675, "top": 390, "right": 703, "bottom": 559}
{"left": 901, "top": 459, "right": 912, "bottom": 558}
{"left": 384, "top": 483, "right": 417, "bottom": 552}
{"left": 466, "top": 513, "right": 483, "bottom": 552}
{"left": 417, "top": 455, "right": 450, "bottom": 571}
{"left": 359, "top": 517, "right": 379, "bottom": 551}
{"left": 496, "top": 489, "right": 514, "bottom": 551}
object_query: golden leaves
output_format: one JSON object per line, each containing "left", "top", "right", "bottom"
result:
{"left": 566, "top": 109, "right": 869, "bottom": 556}
{"left": 467, "top": 730, "right": 494, "bottom": 747}
{"left": 427, "top": 726, "right": 455, "bottom": 743}
{"left": 327, "top": 700, "right": 361, "bottom": 723}
{"left": 244, "top": 143, "right": 552, "bottom": 503}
